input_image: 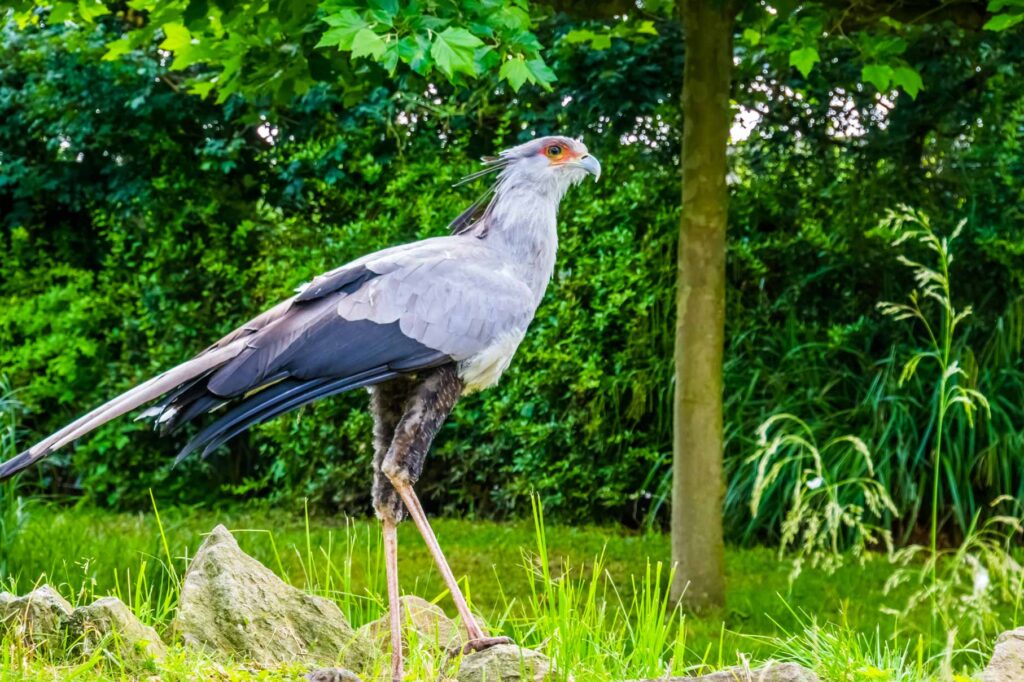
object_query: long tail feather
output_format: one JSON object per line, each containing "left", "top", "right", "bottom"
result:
{"left": 0, "top": 343, "right": 243, "bottom": 479}
{"left": 176, "top": 368, "right": 397, "bottom": 463}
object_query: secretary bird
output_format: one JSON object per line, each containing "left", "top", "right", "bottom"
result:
{"left": 0, "top": 135, "right": 600, "bottom": 679}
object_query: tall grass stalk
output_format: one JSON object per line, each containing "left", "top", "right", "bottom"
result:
{"left": 0, "top": 376, "right": 31, "bottom": 579}
{"left": 748, "top": 413, "right": 896, "bottom": 582}
{"left": 884, "top": 496, "right": 1024, "bottom": 639}
{"left": 877, "top": 207, "right": 990, "bottom": 589}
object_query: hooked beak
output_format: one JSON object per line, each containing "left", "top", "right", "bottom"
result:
{"left": 574, "top": 154, "right": 601, "bottom": 182}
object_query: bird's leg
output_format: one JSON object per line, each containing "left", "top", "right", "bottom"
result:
{"left": 370, "top": 377, "right": 417, "bottom": 682}
{"left": 390, "top": 480, "right": 512, "bottom": 653}
{"left": 381, "top": 517, "right": 403, "bottom": 682}
{"left": 382, "top": 366, "right": 512, "bottom": 655}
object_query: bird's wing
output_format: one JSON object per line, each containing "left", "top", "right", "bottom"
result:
{"left": 333, "top": 239, "right": 537, "bottom": 360}
{"left": 292, "top": 236, "right": 450, "bottom": 303}
{"left": 167, "top": 239, "right": 535, "bottom": 460}
{"left": 205, "top": 238, "right": 535, "bottom": 397}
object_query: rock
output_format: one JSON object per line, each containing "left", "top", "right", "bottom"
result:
{"left": 306, "top": 668, "right": 363, "bottom": 682}
{"left": 626, "top": 662, "right": 819, "bottom": 682}
{"left": 981, "top": 627, "right": 1024, "bottom": 682}
{"left": 0, "top": 587, "right": 168, "bottom": 667}
{"left": 359, "top": 595, "right": 468, "bottom": 651}
{"left": 66, "top": 596, "right": 166, "bottom": 663}
{"left": 0, "top": 585, "right": 73, "bottom": 648}
{"left": 456, "top": 643, "right": 552, "bottom": 682}
{"left": 173, "top": 524, "right": 372, "bottom": 669}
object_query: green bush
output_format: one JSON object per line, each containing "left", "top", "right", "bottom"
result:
{"left": 1, "top": 14, "right": 1022, "bottom": 543}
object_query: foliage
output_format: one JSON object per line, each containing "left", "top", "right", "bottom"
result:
{"left": 0, "top": 6, "right": 1022, "bottom": 547}
{"left": 985, "top": 0, "right": 1024, "bottom": 31}
{"left": 748, "top": 414, "right": 896, "bottom": 582}
{"left": 736, "top": 3, "right": 925, "bottom": 97}
{"left": 0, "top": 377, "right": 32, "bottom": 577}
{"left": 885, "top": 496, "right": 1024, "bottom": 641}
{"left": 877, "top": 208, "right": 991, "bottom": 572}
{"left": 3, "top": 0, "right": 555, "bottom": 104}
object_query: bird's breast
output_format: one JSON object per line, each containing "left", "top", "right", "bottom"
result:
{"left": 457, "top": 329, "right": 527, "bottom": 394}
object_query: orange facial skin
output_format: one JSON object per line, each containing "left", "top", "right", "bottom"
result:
{"left": 541, "top": 141, "right": 582, "bottom": 166}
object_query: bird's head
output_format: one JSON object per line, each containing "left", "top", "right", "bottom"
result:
{"left": 449, "top": 135, "right": 600, "bottom": 236}
{"left": 496, "top": 136, "right": 601, "bottom": 192}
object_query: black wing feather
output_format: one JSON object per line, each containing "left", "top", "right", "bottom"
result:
{"left": 176, "top": 368, "right": 399, "bottom": 463}
{"left": 159, "top": 313, "right": 448, "bottom": 456}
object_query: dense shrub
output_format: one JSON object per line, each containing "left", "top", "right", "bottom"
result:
{"left": 1, "top": 15, "right": 1021, "bottom": 540}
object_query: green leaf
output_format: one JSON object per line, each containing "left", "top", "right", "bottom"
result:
{"left": 789, "top": 46, "right": 820, "bottom": 78}
{"left": 49, "top": 2, "right": 75, "bottom": 23}
{"left": 316, "top": 27, "right": 348, "bottom": 49}
{"left": 493, "top": 7, "right": 531, "bottom": 32}
{"left": 159, "top": 23, "right": 192, "bottom": 51}
{"left": 565, "top": 29, "right": 596, "bottom": 44}
{"left": 170, "top": 42, "right": 214, "bottom": 71}
{"left": 742, "top": 28, "right": 761, "bottom": 46}
{"left": 983, "top": 13, "right": 1024, "bottom": 31}
{"left": 499, "top": 56, "right": 531, "bottom": 91}
{"left": 430, "top": 27, "right": 484, "bottom": 79}
{"left": 319, "top": 10, "right": 369, "bottom": 51}
{"left": 189, "top": 81, "right": 216, "bottom": 98}
{"left": 102, "top": 38, "right": 131, "bottom": 61}
{"left": 526, "top": 58, "right": 556, "bottom": 89}
{"left": 397, "top": 35, "right": 432, "bottom": 75}
{"left": 635, "top": 20, "right": 658, "bottom": 36}
{"left": 351, "top": 28, "right": 386, "bottom": 60}
{"left": 891, "top": 66, "right": 923, "bottom": 98}
{"left": 370, "top": 0, "right": 399, "bottom": 17}
{"left": 324, "top": 9, "right": 365, "bottom": 28}
{"left": 861, "top": 63, "right": 894, "bottom": 92}
{"left": 380, "top": 43, "right": 400, "bottom": 74}
{"left": 987, "top": 0, "right": 1022, "bottom": 13}
{"left": 77, "top": 0, "right": 109, "bottom": 22}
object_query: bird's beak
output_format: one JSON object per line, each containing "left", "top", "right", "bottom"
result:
{"left": 574, "top": 154, "right": 601, "bottom": 182}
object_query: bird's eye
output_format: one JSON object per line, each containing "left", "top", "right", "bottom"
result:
{"left": 546, "top": 145, "right": 563, "bottom": 158}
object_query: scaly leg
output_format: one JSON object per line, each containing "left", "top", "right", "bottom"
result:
{"left": 369, "top": 378, "right": 417, "bottom": 682}
{"left": 391, "top": 478, "right": 512, "bottom": 653}
{"left": 382, "top": 518, "right": 403, "bottom": 682}
{"left": 381, "top": 366, "right": 511, "bottom": 654}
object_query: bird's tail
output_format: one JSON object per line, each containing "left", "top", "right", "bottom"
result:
{"left": 0, "top": 343, "right": 244, "bottom": 479}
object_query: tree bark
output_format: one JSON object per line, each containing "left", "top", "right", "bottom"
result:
{"left": 670, "top": 0, "right": 735, "bottom": 610}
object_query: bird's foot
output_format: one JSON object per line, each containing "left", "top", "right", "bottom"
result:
{"left": 456, "top": 635, "right": 514, "bottom": 656}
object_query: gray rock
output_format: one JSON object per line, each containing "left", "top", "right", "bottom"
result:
{"left": 173, "top": 524, "right": 372, "bottom": 669}
{"left": 626, "top": 662, "right": 819, "bottom": 682}
{"left": 981, "top": 627, "right": 1024, "bottom": 682}
{"left": 66, "top": 596, "right": 166, "bottom": 663}
{"left": 306, "top": 668, "right": 363, "bottom": 682}
{"left": 456, "top": 643, "right": 552, "bottom": 682}
{"left": 359, "top": 595, "right": 468, "bottom": 651}
{"left": 0, "top": 585, "right": 73, "bottom": 648}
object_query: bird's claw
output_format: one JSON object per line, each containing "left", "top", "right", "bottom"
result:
{"left": 454, "top": 635, "right": 514, "bottom": 656}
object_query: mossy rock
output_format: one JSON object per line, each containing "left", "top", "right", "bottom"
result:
{"left": 173, "top": 524, "right": 373, "bottom": 670}
{"left": 0, "top": 585, "right": 73, "bottom": 650}
{"left": 65, "top": 596, "right": 166, "bottom": 664}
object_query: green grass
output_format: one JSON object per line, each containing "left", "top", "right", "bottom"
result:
{"left": 0, "top": 500, "right": 1006, "bottom": 681}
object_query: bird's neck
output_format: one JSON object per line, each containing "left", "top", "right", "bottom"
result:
{"left": 484, "top": 184, "right": 561, "bottom": 304}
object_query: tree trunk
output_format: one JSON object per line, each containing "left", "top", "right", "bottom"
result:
{"left": 670, "top": 0, "right": 735, "bottom": 610}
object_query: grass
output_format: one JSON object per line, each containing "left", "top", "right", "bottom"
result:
{"left": 0, "top": 499, "right": 1009, "bottom": 681}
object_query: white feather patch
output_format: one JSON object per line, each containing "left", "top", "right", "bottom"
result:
{"left": 457, "top": 330, "right": 526, "bottom": 394}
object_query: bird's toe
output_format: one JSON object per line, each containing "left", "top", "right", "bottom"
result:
{"left": 458, "top": 635, "right": 514, "bottom": 655}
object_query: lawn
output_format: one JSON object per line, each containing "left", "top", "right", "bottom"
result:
{"left": 0, "top": 500, "right": 1007, "bottom": 680}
